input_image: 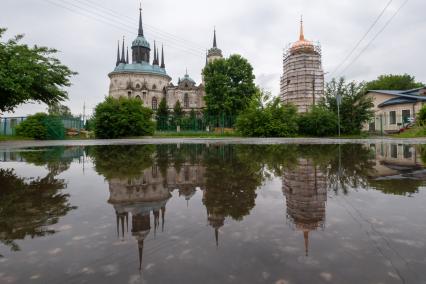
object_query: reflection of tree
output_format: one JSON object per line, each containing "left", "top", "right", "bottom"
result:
{"left": 88, "top": 145, "right": 155, "bottom": 179}
{"left": 202, "top": 145, "right": 263, "bottom": 221}
{"left": 20, "top": 146, "right": 75, "bottom": 176}
{"left": 368, "top": 179, "right": 422, "bottom": 196}
{"left": 0, "top": 168, "right": 75, "bottom": 256}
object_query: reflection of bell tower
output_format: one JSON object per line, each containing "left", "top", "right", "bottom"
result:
{"left": 202, "top": 189, "right": 225, "bottom": 247}
{"left": 283, "top": 158, "right": 327, "bottom": 256}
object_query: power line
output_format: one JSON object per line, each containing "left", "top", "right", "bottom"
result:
{"left": 339, "top": 0, "right": 409, "bottom": 77}
{"left": 43, "top": 0, "right": 204, "bottom": 57}
{"left": 329, "top": 0, "right": 394, "bottom": 77}
{"left": 56, "top": 0, "right": 204, "bottom": 55}
{"left": 79, "top": 0, "right": 207, "bottom": 50}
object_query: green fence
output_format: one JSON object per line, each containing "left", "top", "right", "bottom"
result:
{"left": 1, "top": 116, "right": 84, "bottom": 139}
{"left": 156, "top": 114, "right": 236, "bottom": 132}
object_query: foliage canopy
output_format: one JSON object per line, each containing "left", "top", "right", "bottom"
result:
{"left": 203, "top": 54, "right": 256, "bottom": 116}
{"left": 365, "top": 74, "right": 424, "bottom": 91}
{"left": 0, "top": 28, "right": 76, "bottom": 113}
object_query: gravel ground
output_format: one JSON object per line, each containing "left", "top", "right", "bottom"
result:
{"left": 2, "top": 137, "right": 426, "bottom": 149}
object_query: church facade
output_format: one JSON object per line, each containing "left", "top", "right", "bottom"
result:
{"left": 108, "top": 7, "right": 223, "bottom": 113}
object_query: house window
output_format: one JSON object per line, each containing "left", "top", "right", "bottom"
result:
{"left": 390, "top": 144, "right": 398, "bottom": 158}
{"left": 389, "top": 111, "right": 396, "bottom": 125}
{"left": 403, "top": 145, "right": 412, "bottom": 159}
{"left": 402, "top": 109, "right": 410, "bottom": 123}
{"left": 184, "top": 93, "right": 189, "bottom": 108}
{"left": 152, "top": 97, "right": 158, "bottom": 110}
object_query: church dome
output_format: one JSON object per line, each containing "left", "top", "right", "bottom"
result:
{"left": 132, "top": 35, "right": 150, "bottom": 49}
{"left": 290, "top": 18, "right": 315, "bottom": 54}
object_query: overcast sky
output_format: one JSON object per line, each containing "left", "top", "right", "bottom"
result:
{"left": 1, "top": 0, "right": 424, "bottom": 116}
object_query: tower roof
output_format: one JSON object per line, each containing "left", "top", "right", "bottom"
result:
{"left": 132, "top": 5, "right": 150, "bottom": 49}
{"left": 207, "top": 28, "right": 223, "bottom": 58}
{"left": 291, "top": 17, "right": 315, "bottom": 53}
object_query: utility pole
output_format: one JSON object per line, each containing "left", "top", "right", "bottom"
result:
{"left": 336, "top": 94, "right": 341, "bottom": 137}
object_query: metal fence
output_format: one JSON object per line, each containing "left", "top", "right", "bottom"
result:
{"left": 156, "top": 114, "right": 237, "bottom": 132}
{"left": 0, "top": 116, "right": 84, "bottom": 137}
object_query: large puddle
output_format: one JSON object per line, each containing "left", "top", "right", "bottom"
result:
{"left": 0, "top": 143, "right": 425, "bottom": 283}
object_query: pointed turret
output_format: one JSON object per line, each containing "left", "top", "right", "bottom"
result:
{"left": 116, "top": 40, "right": 120, "bottom": 66}
{"left": 126, "top": 47, "right": 129, "bottom": 64}
{"left": 161, "top": 44, "right": 165, "bottom": 68}
{"left": 304, "top": 230, "right": 309, "bottom": 256}
{"left": 138, "top": 4, "right": 144, "bottom": 36}
{"left": 121, "top": 37, "right": 126, "bottom": 64}
{"left": 153, "top": 41, "right": 158, "bottom": 65}
{"left": 156, "top": 46, "right": 160, "bottom": 66}
{"left": 213, "top": 28, "right": 217, "bottom": 48}
{"left": 207, "top": 28, "right": 223, "bottom": 63}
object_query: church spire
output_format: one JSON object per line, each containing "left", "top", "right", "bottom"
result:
{"left": 157, "top": 46, "right": 159, "bottom": 65}
{"left": 138, "top": 2, "right": 144, "bottom": 36}
{"left": 304, "top": 230, "right": 309, "bottom": 256}
{"left": 161, "top": 44, "right": 165, "bottom": 68}
{"left": 153, "top": 41, "right": 157, "bottom": 65}
{"left": 299, "top": 15, "right": 305, "bottom": 41}
{"left": 126, "top": 46, "right": 129, "bottom": 64}
{"left": 116, "top": 40, "right": 120, "bottom": 66}
{"left": 121, "top": 37, "right": 126, "bottom": 63}
{"left": 213, "top": 27, "right": 217, "bottom": 48}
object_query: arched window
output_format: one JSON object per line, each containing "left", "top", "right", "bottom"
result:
{"left": 135, "top": 84, "right": 140, "bottom": 89}
{"left": 152, "top": 84, "right": 157, "bottom": 90}
{"left": 135, "top": 95, "right": 141, "bottom": 101}
{"left": 184, "top": 93, "right": 189, "bottom": 108}
{"left": 128, "top": 91, "right": 132, "bottom": 98}
{"left": 152, "top": 97, "right": 158, "bottom": 110}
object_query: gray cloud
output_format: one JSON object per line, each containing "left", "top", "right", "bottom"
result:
{"left": 1, "top": 0, "right": 424, "bottom": 116}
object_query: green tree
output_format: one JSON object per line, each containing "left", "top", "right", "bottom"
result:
{"left": 173, "top": 100, "right": 184, "bottom": 123}
{"left": 47, "top": 103, "right": 72, "bottom": 117}
{"left": 236, "top": 90, "right": 299, "bottom": 137}
{"left": 156, "top": 97, "right": 169, "bottom": 130}
{"left": 365, "top": 74, "right": 424, "bottom": 91}
{"left": 320, "top": 77, "right": 373, "bottom": 134}
{"left": 0, "top": 28, "right": 76, "bottom": 113}
{"left": 92, "top": 97, "right": 154, "bottom": 139}
{"left": 417, "top": 105, "right": 426, "bottom": 125}
{"left": 298, "top": 107, "right": 338, "bottom": 137}
{"left": 203, "top": 54, "right": 256, "bottom": 116}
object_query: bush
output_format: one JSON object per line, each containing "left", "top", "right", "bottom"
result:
{"left": 298, "top": 107, "right": 338, "bottom": 137}
{"left": 15, "top": 113, "right": 65, "bottom": 140}
{"left": 92, "top": 97, "right": 155, "bottom": 138}
{"left": 236, "top": 98, "right": 299, "bottom": 137}
{"left": 417, "top": 105, "right": 426, "bottom": 126}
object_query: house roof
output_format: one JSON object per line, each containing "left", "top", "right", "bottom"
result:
{"left": 369, "top": 88, "right": 426, "bottom": 108}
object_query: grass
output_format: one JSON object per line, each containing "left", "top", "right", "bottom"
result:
{"left": 391, "top": 126, "right": 426, "bottom": 138}
{"left": 0, "top": 135, "right": 33, "bottom": 141}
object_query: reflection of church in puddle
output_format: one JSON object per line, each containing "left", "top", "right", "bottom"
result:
{"left": 282, "top": 158, "right": 327, "bottom": 256}
{"left": 107, "top": 162, "right": 206, "bottom": 270}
